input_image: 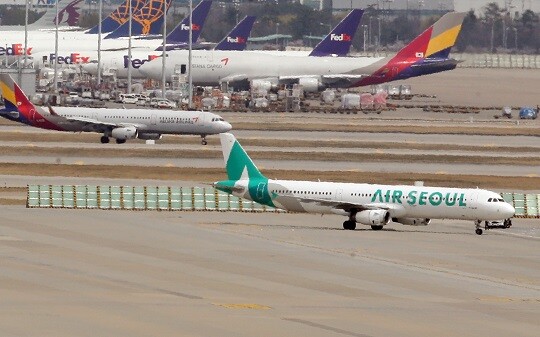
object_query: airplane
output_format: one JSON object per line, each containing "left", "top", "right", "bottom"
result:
{"left": 81, "top": 11, "right": 255, "bottom": 79}
{"left": 1, "top": 0, "right": 171, "bottom": 58}
{"left": 0, "top": 0, "right": 83, "bottom": 31}
{"left": 213, "top": 133, "right": 515, "bottom": 235}
{"left": 0, "top": 74, "right": 232, "bottom": 145}
{"left": 139, "top": 12, "right": 467, "bottom": 92}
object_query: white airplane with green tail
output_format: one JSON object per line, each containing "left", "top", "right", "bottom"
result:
{"left": 214, "top": 133, "right": 515, "bottom": 235}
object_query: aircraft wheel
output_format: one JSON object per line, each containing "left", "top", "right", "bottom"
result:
{"left": 201, "top": 139, "right": 208, "bottom": 145}
{"left": 343, "top": 220, "right": 355, "bottom": 230}
{"left": 475, "top": 228, "right": 483, "bottom": 235}
{"left": 100, "top": 136, "right": 109, "bottom": 144}
{"left": 504, "top": 219, "right": 512, "bottom": 228}
{"left": 371, "top": 225, "right": 383, "bottom": 231}
{"left": 116, "top": 139, "right": 126, "bottom": 144}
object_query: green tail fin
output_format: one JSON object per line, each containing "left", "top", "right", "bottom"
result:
{"left": 219, "top": 133, "right": 266, "bottom": 181}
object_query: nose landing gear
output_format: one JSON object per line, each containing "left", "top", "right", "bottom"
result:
{"left": 201, "top": 135, "right": 207, "bottom": 145}
{"left": 475, "top": 219, "right": 513, "bottom": 235}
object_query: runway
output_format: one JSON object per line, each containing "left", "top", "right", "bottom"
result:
{"left": 0, "top": 206, "right": 538, "bottom": 337}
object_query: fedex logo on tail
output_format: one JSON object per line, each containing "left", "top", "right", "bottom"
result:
{"left": 226, "top": 36, "right": 246, "bottom": 44}
{"left": 124, "top": 55, "right": 159, "bottom": 69}
{"left": 49, "top": 53, "right": 90, "bottom": 64}
{"left": 180, "top": 23, "right": 201, "bottom": 31}
{"left": 0, "top": 44, "right": 32, "bottom": 56}
{"left": 330, "top": 33, "right": 352, "bottom": 42}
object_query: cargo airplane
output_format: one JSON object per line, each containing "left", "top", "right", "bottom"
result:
{"left": 140, "top": 12, "right": 467, "bottom": 92}
{"left": 214, "top": 133, "right": 515, "bottom": 235}
{"left": 0, "top": 74, "right": 231, "bottom": 145}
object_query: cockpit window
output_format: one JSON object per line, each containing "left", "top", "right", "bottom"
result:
{"left": 498, "top": 198, "right": 504, "bottom": 202}
{"left": 212, "top": 117, "right": 225, "bottom": 122}
{"left": 488, "top": 198, "right": 492, "bottom": 202}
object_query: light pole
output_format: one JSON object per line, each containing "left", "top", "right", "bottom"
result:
{"left": 275, "top": 22, "right": 280, "bottom": 47}
{"left": 161, "top": 0, "right": 167, "bottom": 99}
{"left": 127, "top": 0, "right": 132, "bottom": 94}
{"left": 362, "top": 25, "right": 367, "bottom": 52}
{"left": 513, "top": 27, "right": 518, "bottom": 49}
{"left": 97, "top": 0, "right": 102, "bottom": 87}
{"left": 188, "top": 0, "right": 193, "bottom": 109}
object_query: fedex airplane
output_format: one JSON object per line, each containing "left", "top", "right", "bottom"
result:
{"left": 2, "top": 0, "right": 172, "bottom": 58}
{"left": 214, "top": 133, "right": 515, "bottom": 235}
{"left": 0, "top": 0, "right": 83, "bottom": 31}
{"left": 139, "top": 12, "right": 467, "bottom": 92}
{"left": 81, "top": 11, "right": 254, "bottom": 79}
{"left": 0, "top": 74, "right": 232, "bottom": 145}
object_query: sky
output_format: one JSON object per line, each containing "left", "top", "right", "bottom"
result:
{"left": 453, "top": 0, "right": 539, "bottom": 13}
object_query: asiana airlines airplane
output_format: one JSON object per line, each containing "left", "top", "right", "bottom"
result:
{"left": 0, "top": 74, "right": 231, "bottom": 145}
{"left": 214, "top": 133, "right": 515, "bottom": 235}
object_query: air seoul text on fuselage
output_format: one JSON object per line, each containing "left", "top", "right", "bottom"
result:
{"left": 371, "top": 189, "right": 467, "bottom": 207}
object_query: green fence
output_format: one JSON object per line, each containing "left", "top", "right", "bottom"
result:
{"left": 26, "top": 185, "right": 280, "bottom": 212}
{"left": 26, "top": 186, "right": 539, "bottom": 218}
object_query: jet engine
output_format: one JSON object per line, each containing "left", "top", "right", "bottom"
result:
{"left": 354, "top": 210, "right": 390, "bottom": 226}
{"left": 111, "top": 126, "right": 137, "bottom": 140}
{"left": 392, "top": 218, "right": 431, "bottom": 226}
{"left": 298, "top": 78, "right": 324, "bottom": 93}
{"left": 137, "top": 133, "right": 162, "bottom": 140}
{"left": 250, "top": 79, "right": 278, "bottom": 92}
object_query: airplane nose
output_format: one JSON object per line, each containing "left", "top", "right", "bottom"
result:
{"left": 502, "top": 203, "right": 515, "bottom": 218}
{"left": 221, "top": 121, "right": 233, "bottom": 132}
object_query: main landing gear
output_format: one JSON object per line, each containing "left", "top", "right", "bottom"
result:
{"left": 475, "top": 219, "right": 513, "bottom": 235}
{"left": 201, "top": 135, "right": 208, "bottom": 145}
{"left": 343, "top": 220, "right": 356, "bottom": 230}
{"left": 100, "top": 136, "right": 110, "bottom": 144}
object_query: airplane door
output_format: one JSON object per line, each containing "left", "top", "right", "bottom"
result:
{"left": 468, "top": 192, "right": 478, "bottom": 210}
{"left": 151, "top": 114, "right": 157, "bottom": 125}
{"left": 335, "top": 188, "right": 343, "bottom": 202}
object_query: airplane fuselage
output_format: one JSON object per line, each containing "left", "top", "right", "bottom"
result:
{"left": 227, "top": 179, "right": 514, "bottom": 222}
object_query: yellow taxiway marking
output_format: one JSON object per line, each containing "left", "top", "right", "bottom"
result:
{"left": 213, "top": 303, "right": 271, "bottom": 310}
{"left": 165, "top": 163, "right": 175, "bottom": 167}
{"left": 73, "top": 161, "right": 85, "bottom": 165}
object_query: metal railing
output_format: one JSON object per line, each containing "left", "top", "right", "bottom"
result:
{"left": 26, "top": 185, "right": 539, "bottom": 218}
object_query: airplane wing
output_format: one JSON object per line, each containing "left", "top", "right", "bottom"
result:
{"left": 275, "top": 194, "right": 402, "bottom": 213}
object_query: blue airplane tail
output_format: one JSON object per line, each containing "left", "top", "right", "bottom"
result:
{"left": 309, "top": 9, "right": 364, "bottom": 57}
{"left": 105, "top": 0, "right": 172, "bottom": 39}
{"left": 87, "top": 0, "right": 146, "bottom": 34}
{"left": 214, "top": 16, "right": 256, "bottom": 51}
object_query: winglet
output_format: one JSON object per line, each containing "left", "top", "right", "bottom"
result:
{"left": 214, "top": 16, "right": 256, "bottom": 51}
{"left": 309, "top": 9, "right": 364, "bottom": 57}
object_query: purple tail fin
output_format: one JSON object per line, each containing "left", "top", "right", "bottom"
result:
{"left": 214, "top": 16, "right": 256, "bottom": 51}
{"left": 105, "top": 0, "right": 172, "bottom": 39}
{"left": 165, "top": 0, "right": 212, "bottom": 45}
{"left": 309, "top": 9, "right": 364, "bottom": 57}
{"left": 87, "top": 0, "right": 146, "bottom": 34}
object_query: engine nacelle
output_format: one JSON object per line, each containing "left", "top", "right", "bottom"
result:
{"left": 111, "top": 126, "right": 137, "bottom": 140}
{"left": 251, "top": 79, "right": 278, "bottom": 92}
{"left": 392, "top": 218, "right": 431, "bottom": 226}
{"left": 137, "top": 133, "right": 162, "bottom": 140}
{"left": 298, "top": 77, "right": 324, "bottom": 93}
{"left": 354, "top": 210, "right": 390, "bottom": 226}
